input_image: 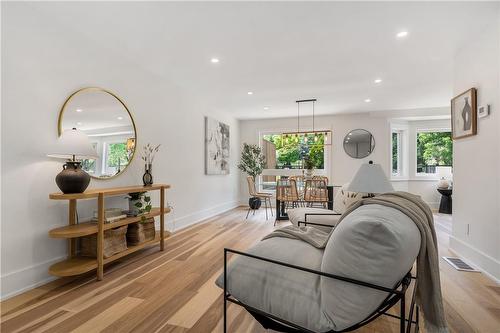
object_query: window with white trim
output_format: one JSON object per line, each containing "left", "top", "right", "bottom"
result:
{"left": 416, "top": 130, "right": 452, "bottom": 175}
{"left": 392, "top": 130, "right": 402, "bottom": 176}
{"left": 258, "top": 132, "right": 328, "bottom": 192}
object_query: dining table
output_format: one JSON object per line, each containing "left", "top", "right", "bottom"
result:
{"left": 275, "top": 185, "right": 336, "bottom": 221}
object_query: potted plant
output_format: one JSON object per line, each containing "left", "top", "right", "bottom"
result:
{"left": 126, "top": 192, "right": 152, "bottom": 220}
{"left": 126, "top": 192, "right": 155, "bottom": 245}
{"left": 238, "top": 143, "right": 266, "bottom": 209}
{"left": 303, "top": 156, "right": 315, "bottom": 179}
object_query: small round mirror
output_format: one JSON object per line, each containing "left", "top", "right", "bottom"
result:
{"left": 58, "top": 87, "right": 137, "bottom": 179}
{"left": 343, "top": 129, "right": 375, "bottom": 159}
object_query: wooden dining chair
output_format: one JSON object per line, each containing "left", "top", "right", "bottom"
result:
{"left": 289, "top": 175, "right": 305, "bottom": 200}
{"left": 276, "top": 178, "right": 301, "bottom": 211}
{"left": 304, "top": 179, "right": 328, "bottom": 208}
{"left": 246, "top": 176, "right": 273, "bottom": 220}
{"left": 313, "top": 175, "right": 329, "bottom": 184}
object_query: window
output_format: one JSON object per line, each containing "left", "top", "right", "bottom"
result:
{"left": 416, "top": 131, "right": 452, "bottom": 174}
{"left": 107, "top": 143, "right": 128, "bottom": 168}
{"left": 82, "top": 142, "right": 98, "bottom": 175}
{"left": 258, "top": 132, "right": 328, "bottom": 192}
{"left": 261, "top": 134, "right": 325, "bottom": 169}
{"left": 392, "top": 131, "right": 402, "bottom": 176}
{"left": 102, "top": 142, "right": 130, "bottom": 176}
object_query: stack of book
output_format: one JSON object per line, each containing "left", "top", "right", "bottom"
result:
{"left": 91, "top": 208, "right": 127, "bottom": 224}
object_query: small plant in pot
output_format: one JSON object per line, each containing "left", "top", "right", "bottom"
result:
{"left": 126, "top": 192, "right": 152, "bottom": 222}
{"left": 238, "top": 143, "right": 266, "bottom": 209}
{"left": 303, "top": 156, "right": 315, "bottom": 179}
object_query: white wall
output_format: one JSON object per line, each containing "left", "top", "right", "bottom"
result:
{"left": 1, "top": 3, "right": 240, "bottom": 298}
{"left": 450, "top": 11, "right": 500, "bottom": 282}
{"left": 238, "top": 112, "right": 449, "bottom": 207}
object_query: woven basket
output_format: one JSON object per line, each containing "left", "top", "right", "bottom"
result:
{"left": 80, "top": 225, "right": 128, "bottom": 259}
{"left": 127, "top": 218, "right": 156, "bottom": 246}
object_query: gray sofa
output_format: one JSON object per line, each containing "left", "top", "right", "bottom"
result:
{"left": 216, "top": 204, "right": 421, "bottom": 332}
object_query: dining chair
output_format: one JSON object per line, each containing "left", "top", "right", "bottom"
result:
{"left": 276, "top": 178, "right": 301, "bottom": 212}
{"left": 313, "top": 175, "right": 329, "bottom": 184}
{"left": 246, "top": 176, "right": 273, "bottom": 220}
{"left": 304, "top": 179, "right": 329, "bottom": 208}
{"left": 289, "top": 175, "right": 305, "bottom": 200}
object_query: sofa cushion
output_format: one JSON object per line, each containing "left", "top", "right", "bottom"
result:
{"left": 215, "top": 237, "right": 332, "bottom": 332}
{"left": 321, "top": 204, "right": 421, "bottom": 331}
{"left": 287, "top": 207, "right": 340, "bottom": 231}
{"left": 332, "top": 183, "right": 363, "bottom": 214}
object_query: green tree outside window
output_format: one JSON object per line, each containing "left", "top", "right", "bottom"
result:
{"left": 416, "top": 132, "right": 452, "bottom": 173}
{"left": 392, "top": 132, "right": 399, "bottom": 174}
{"left": 262, "top": 134, "right": 325, "bottom": 169}
{"left": 107, "top": 143, "right": 129, "bottom": 168}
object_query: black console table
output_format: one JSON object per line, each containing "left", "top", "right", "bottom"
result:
{"left": 437, "top": 188, "right": 452, "bottom": 214}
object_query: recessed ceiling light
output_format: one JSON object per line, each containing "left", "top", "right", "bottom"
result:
{"left": 247, "top": 91, "right": 253, "bottom": 95}
{"left": 364, "top": 99, "right": 371, "bottom": 103}
{"left": 348, "top": 133, "right": 352, "bottom": 136}
{"left": 76, "top": 122, "right": 82, "bottom": 125}
{"left": 263, "top": 106, "right": 269, "bottom": 110}
{"left": 76, "top": 108, "right": 83, "bottom": 113}
{"left": 374, "top": 78, "right": 382, "bottom": 84}
{"left": 211, "top": 58, "right": 220, "bottom": 63}
{"left": 396, "top": 31, "right": 408, "bottom": 38}
{"left": 117, "top": 116, "right": 123, "bottom": 120}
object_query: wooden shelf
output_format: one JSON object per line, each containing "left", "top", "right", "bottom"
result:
{"left": 48, "top": 183, "right": 170, "bottom": 280}
{"left": 48, "top": 231, "right": 170, "bottom": 277}
{"left": 49, "top": 207, "right": 171, "bottom": 238}
{"left": 49, "top": 184, "right": 170, "bottom": 200}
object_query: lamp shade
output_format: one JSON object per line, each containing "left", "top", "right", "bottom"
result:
{"left": 348, "top": 161, "right": 394, "bottom": 194}
{"left": 47, "top": 128, "right": 98, "bottom": 160}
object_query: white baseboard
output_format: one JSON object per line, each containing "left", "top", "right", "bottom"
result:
{"left": 1, "top": 200, "right": 240, "bottom": 301}
{"left": 449, "top": 236, "right": 500, "bottom": 284}
{"left": 1, "top": 256, "right": 64, "bottom": 300}
{"left": 167, "top": 200, "right": 240, "bottom": 232}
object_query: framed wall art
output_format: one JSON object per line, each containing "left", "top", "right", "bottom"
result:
{"left": 205, "top": 117, "right": 230, "bottom": 175}
{"left": 451, "top": 88, "right": 477, "bottom": 140}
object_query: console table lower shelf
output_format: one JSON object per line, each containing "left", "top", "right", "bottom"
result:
{"left": 49, "top": 231, "right": 170, "bottom": 277}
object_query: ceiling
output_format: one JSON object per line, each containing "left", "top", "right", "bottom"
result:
{"left": 31, "top": 1, "right": 499, "bottom": 119}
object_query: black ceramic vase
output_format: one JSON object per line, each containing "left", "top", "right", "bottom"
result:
{"left": 55, "top": 161, "right": 91, "bottom": 194}
{"left": 143, "top": 164, "right": 153, "bottom": 186}
{"left": 249, "top": 197, "right": 261, "bottom": 210}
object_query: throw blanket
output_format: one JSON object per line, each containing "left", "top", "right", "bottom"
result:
{"left": 262, "top": 225, "right": 330, "bottom": 248}
{"left": 338, "top": 192, "right": 448, "bottom": 333}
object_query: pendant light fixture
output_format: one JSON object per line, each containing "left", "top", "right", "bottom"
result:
{"left": 282, "top": 98, "right": 331, "bottom": 146}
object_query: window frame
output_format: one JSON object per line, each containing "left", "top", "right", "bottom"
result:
{"left": 389, "top": 123, "right": 409, "bottom": 181}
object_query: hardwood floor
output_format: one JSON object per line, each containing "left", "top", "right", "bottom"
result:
{"left": 1, "top": 208, "right": 499, "bottom": 333}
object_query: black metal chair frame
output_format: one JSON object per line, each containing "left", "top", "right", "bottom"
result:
{"left": 223, "top": 221, "right": 420, "bottom": 333}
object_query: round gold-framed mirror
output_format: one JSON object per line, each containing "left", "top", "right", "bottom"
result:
{"left": 343, "top": 129, "right": 375, "bottom": 159}
{"left": 58, "top": 87, "right": 137, "bottom": 179}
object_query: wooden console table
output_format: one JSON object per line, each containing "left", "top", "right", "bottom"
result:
{"left": 48, "top": 184, "right": 171, "bottom": 281}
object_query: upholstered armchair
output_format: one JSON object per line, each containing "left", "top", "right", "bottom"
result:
{"left": 217, "top": 204, "right": 421, "bottom": 333}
